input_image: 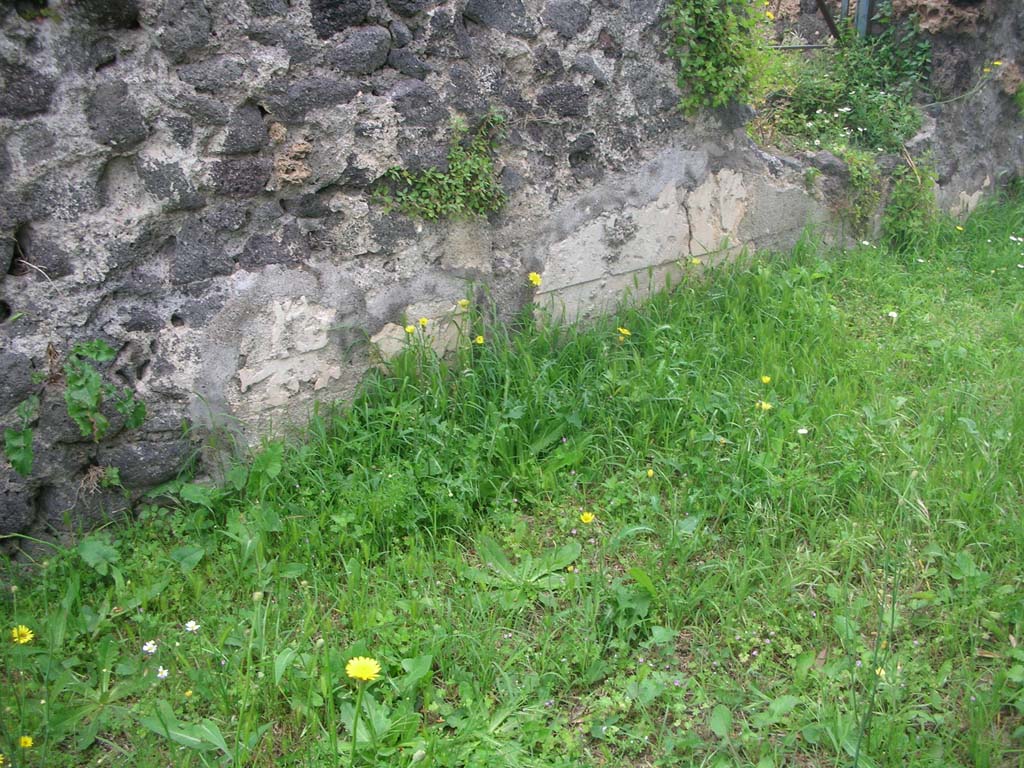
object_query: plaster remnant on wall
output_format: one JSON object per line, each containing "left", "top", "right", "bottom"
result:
{"left": 234, "top": 297, "right": 341, "bottom": 408}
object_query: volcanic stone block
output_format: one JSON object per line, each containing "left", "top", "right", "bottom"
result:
{"left": 328, "top": 26, "right": 391, "bottom": 75}
{"left": 309, "top": 0, "right": 370, "bottom": 39}
{"left": 86, "top": 82, "right": 149, "bottom": 148}
{"left": 0, "top": 62, "right": 56, "bottom": 119}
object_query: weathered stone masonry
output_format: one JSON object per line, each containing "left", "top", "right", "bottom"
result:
{"left": 0, "top": 0, "right": 1021, "bottom": 549}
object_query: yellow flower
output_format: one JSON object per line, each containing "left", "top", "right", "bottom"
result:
{"left": 690, "top": 257, "right": 702, "bottom": 266}
{"left": 0, "top": 752, "right": 5, "bottom": 765}
{"left": 579, "top": 511, "right": 595, "bottom": 524}
{"left": 474, "top": 335, "right": 484, "bottom": 345}
{"left": 955, "top": 225, "right": 965, "bottom": 232}
{"left": 982, "top": 67, "right": 991, "bottom": 74}
{"left": 566, "top": 565, "right": 576, "bottom": 573}
{"left": 458, "top": 299, "right": 470, "bottom": 309}
{"left": 617, "top": 327, "right": 631, "bottom": 337}
{"left": 993, "top": 60, "right": 1002, "bottom": 66}
{"left": 647, "top": 468, "right": 654, "bottom": 478}
{"left": 19, "top": 736, "right": 32, "bottom": 749}
{"left": 760, "top": 375, "right": 772, "bottom": 385}
{"left": 765, "top": 10, "right": 775, "bottom": 20}
{"left": 756, "top": 400, "right": 773, "bottom": 412}
{"left": 418, "top": 317, "right": 429, "bottom": 327}
{"left": 346, "top": 656, "right": 381, "bottom": 682}
{"left": 405, "top": 325, "right": 415, "bottom": 334}
{"left": 528, "top": 272, "right": 542, "bottom": 287}
{"left": 185, "top": 690, "right": 193, "bottom": 698}
{"left": 11, "top": 625, "right": 34, "bottom": 644}
{"left": 875, "top": 667, "right": 886, "bottom": 679}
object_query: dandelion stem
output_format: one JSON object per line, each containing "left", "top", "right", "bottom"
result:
{"left": 349, "top": 683, "right": 366, "bottom": 768}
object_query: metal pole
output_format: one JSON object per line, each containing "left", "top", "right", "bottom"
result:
{"left": 840, "top": 0, "right": 850, "bottom": 21}
{"left": 855, "top": 0, "right": 875, "bottom": 36}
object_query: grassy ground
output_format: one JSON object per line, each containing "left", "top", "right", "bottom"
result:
{"left": 3, "top": 193, "right": 1024, "bottom": 768}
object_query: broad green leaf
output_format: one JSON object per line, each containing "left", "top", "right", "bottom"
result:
{"left": 709, "top": 705, "right": 732, "bottom": 739}
{"left": 274, "top": 647, "right": 298, "bottom": 685}
{"left": 77, "top": 536, "right": 120, "bottom": 576}
{"left": 170, "top": 545, "right": 205, "bottom": 574}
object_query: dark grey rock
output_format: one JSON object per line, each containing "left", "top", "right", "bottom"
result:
{"left": 212, "top": 156, "right": 272, "bottom": 196}
{"left": 72, "top": 0, "right": 140, "bottom": 29}
{"left": 596, "top": 27, "right": 622, "bottom": 58}
{"left": 204, "top": 202, "right": 249, "bottom": 231}
{"left": 86, "top": 82, "right": 149, "bottom": 148}
{"left": 70, "top": 34, "right": 118, "bottom": 72}
{"left": 13, "top": 123, "right": 55, "bottom": 166}
{"left": 399, "top": 144, "right": 449, "bottom": 174}
{"left": 0, "top": 352, "right": 35, "bottom": 415}
{"left": 223, "top": 104, "right": 268, "bottom": 154}
{"left": 247, "top": 0, "right": 289, "bottom": 16}
{"left": 260, "top": 77, "right": 360, "bottom": 122}
{"left": 536, "top": 83, "right": 588, "bottom": 117}
{"left": 391, "top": 79, "right": 446, "bottom": 127}
{"left": 0, "top": 61, "right": 57, "bottom": 119}
{"left": 238, "top": 223, "right": 308, "bottom": 269}
{"left": 464, "top": 0, "right": 537, "bottom": 38}
{"left": 533, "top": 46, "right": 563, "bottom": 78}
{"left": 39, "top": 482, "right": 129, "bottom": 532}
{"left": 174, "top": 291, "right": 226, "bottom": 328}
{"left": 175, "top": 93, "right": 230, "bottom": 124}
{"left": 425, "top": 8, "right": 471, "bottom": 58}
{"left": 328, "top": 26, "right": 391, "bottom": 75}
{"left": 169, "top": 217, "right": 234, "bottom": 284}
{"left": 120, "top": 305, "right": 164, "bottom": 332}
{"left": 499, "top": 166, "right": 524, "bottom": 195}
{"left": 98, "top": 438, "right": 191, "bottom": 488}
{"left": 136, "top": 160, "right": 205, "bottom": 210}
{"left": 107, "top": 224, "right": 173, "bottom": 273}
{"left": 390, "top": 19, "right": 412, "bottom": 47}
{"left": 164, "top": 115, "right": 195, "bottom": 147}
{"left": 283, "top": 191, "right": 332, "bottom": 218}
{"left": 568, "top": 132, "right": 596, "bottom": 167}
{"left": 0, "top": 144, "right": 11, "bottom": 185}
{"left": 247, "top": 23, "right": 318, "bottom": 64}
{"left": 309, "top": 0, "right": 370, "bottom": 39}
{"left": 178, "top": 57, "right": 245, "bottom": 93}
{"left": 0, "top": 468, "right": 35, "bottom": 536}
{"left": 157, "top": 0, "right": 212, "bottom": 63}
{"left": 543, "top": 0, "right": 589, "bottom": 38}
{"left": 14, "top": 227, "right": 73, "bottom": 279}
{"left": 387, "top": 48, "right": 431, "bottom": 79}
{"left": 448, "top": 63, "right": 489, "bottom": 117}
{"left": 572, "top": 54, "right": 609, "bottom": 86}
{"left": 386, "top": 0, "right": 427, "bottom": 16}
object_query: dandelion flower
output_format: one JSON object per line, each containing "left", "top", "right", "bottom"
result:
{"left": 458, "top": 299, "right": 470, "bottom": 309}
{"left": 955, "top": 225, "right": 964, "bottom": 232}
{"left": 690, "top": 257, "right": 702, "bottom": 266}
{"left": 566, "top": 565, "right": 576, "bottom": 573}
{"left": 0, "top": 752, "right": 5, "bottom": 765}
{"left": 983, "top": 67, "right": 991, "bottom": 74}
{"left": 404, "top": 325, "right": 415, "bottom": 334}
{"left": 993, "top": 60, "right": 1003, "bottom": 66}
{"left": 10, "top": 625, "right": 34, "bottom": 644}
{"left": 647, "top": 468, "right": 655, "bottom": 478}
{"left": 418, "top": 317, "right": 429, "bottom": 327}
{"left": 617, "top": 327, "right": 631, "bottom": 337}
{"left": 875, "top": 667, "right": 886, "bottom": 679}
{"left": 185, "top": 690, "right": 193, "bottom": 698}
{"left": 756, "top": 401, "right": 773, "bottom": 412}
{"left": 760, "top": 375, "right": 771, "bottom": 384}
{"left": 142, "top": 640, "right": 158, "bottom": 655}
{"left": 528, "top": 272, "right": 542, "bottom": 287}
{"left": 474, "top": 335, "right": 484, "bottom": 345}
{"left": 19, "top": 736, "right": 32, "bottom": 749}
{"left": 579, "top": 511, "right": 595, "bottom": 524}
{"left": 184, "top": 620, "right": 200, "bottom": 633}
{"left": 346, "top": 656, "right": 382, "bottom": 682}
{"left": 157, "top": 666, "right": 169, "bottom": 680}
{"left": 765, "top": 10, "right": 775, "bottom": 20}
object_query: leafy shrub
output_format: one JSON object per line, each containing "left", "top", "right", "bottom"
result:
{"left": 374, "top": 111, "right": 506, "bottom": 220}
{"left": 883, "top": 161, "right": 939, "bottom": 252}
{"left": 664, "top": 0, "right": 771, "bottom": 114}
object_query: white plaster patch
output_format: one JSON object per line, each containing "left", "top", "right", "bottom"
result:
{"left": 234, "top": 297, "right": 341, "bottom": 408}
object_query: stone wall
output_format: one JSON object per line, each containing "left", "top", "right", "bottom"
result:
{"left": 0, "top": 0, "right": 1021, "bottom": 550}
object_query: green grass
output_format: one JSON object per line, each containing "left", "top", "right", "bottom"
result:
{"left": 3, "top": 193, "right": 1024, "bottom": 767}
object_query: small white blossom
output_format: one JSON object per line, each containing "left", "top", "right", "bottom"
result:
{"left": 797, "top": 427, "right": 809, "bottom": 435}
{"left": 157, "top": 666, "right": 169, "bottom": 680}
{"left": 143, "top": 641, "right": 158, "bottom": 655}
{"left": 887, "top": 311, "right": 899, "bottom": 320}
{"left": 184, "top": 620, "right": 200, "bottom": 633}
